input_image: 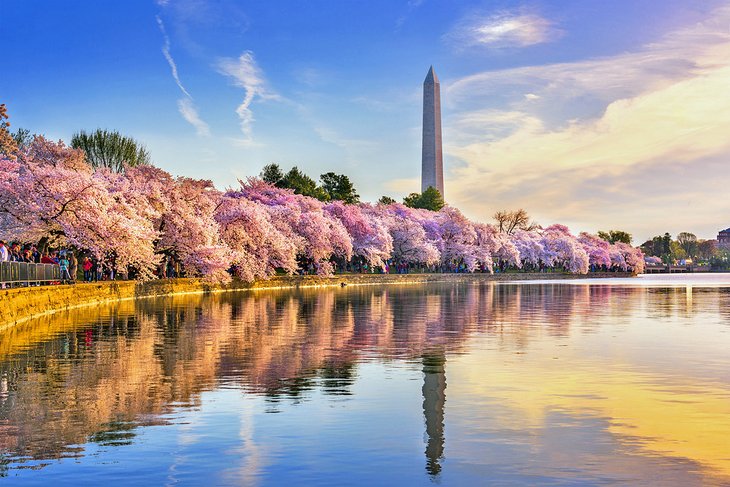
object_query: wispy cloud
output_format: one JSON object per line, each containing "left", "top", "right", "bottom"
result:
{"left": 443, "top": 5, "right": 730, "bottom": 240}
{"left": 217, "top": 51, "right": 278, "bottom": 144}
{"left": 156, "top": 15, "right": 191, "bottom": 98}
{"left": 177, "top": 98, "right": 211, "bottom": 136}
{"left": 448, "top": 11, "right": 560, "bottom": 49}
{"left": 155, "top": 14, "right": 210, "bottom": 137}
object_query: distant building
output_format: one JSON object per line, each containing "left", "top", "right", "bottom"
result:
{"left": 717, "top": 228, "right": 730, "bottom": 248}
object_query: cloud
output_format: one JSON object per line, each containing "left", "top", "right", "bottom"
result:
{"left": 448, "top": 11, "right": 560, "bottom": 49}
{"left": 177, "top": 98, "right": 210, "bottom": 136}
{"left": 217, "top": 51, "right": 278, "bottom": 143}
{"left": 156, "top": 15, "right": 211, "bottom": 136}
{"left": 443, "top": 5, "right": 730, "bottom": 240}
{"left": 156, "top": 15, "right": 191, "bottom": 98}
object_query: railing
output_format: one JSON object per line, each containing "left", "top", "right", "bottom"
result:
{"left": 0, "top": 262, "right": 62, "bottom": 287}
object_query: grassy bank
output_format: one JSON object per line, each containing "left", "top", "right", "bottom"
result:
{"left": 0, "top": 272, "right": 633, "bottom": 330}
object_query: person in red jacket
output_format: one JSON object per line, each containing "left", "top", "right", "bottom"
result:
{"left": 82, "top": 257, "right": 92, "bottom": 282}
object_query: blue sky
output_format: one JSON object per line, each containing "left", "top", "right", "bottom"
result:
{"left": 3, "top": 1, "right": 730, "bottom": 242}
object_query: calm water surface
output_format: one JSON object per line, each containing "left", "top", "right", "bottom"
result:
{"left": 1, "top": 274, "right": 730, "bottom": 485}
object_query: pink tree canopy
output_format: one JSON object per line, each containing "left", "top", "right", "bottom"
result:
{"left": 542, "top": 225, "right": 589, "bottom": 274}
{"left": 325, "top": 201, "right": 393, "bottom": 269}
{"left": 578, "top": 232, "right": 612, "bottom": 269}
{"left": 0, "top": 140, "right": 645, "bottom": 281}
{"left": 0, "top": 137, "right": 159, "bottom": 276}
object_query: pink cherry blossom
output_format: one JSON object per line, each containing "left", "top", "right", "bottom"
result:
{"left": 0, "top": 139, "right": 646, "bottom": 281}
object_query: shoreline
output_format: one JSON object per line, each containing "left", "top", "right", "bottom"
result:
{"left": 0, "top": 272, "right": 633, "bottom": 331}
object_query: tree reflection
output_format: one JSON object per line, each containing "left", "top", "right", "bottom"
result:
{"left": 0, "top": 282, "right": 641, "bottom": 471}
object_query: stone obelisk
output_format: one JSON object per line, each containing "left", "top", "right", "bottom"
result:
{"left": 421, "top": 66, "right": 444, "bottom": 197}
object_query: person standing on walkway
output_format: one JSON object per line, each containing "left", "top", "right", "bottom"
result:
{"left": 9, "top": 243, "right": 20, "bottom": 262}
{"left": 0, "top": 241, "right": 7, "bottom": 289}
{"left": 68, "top": 253, "right": 78, "bottom": 283}
{"left": 82, "top": 257, "right": 92, "bottom": 282}
{"left": 59, "top": 254, "right": 71, "bottom": 283}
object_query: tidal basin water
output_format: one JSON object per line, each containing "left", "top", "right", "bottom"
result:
{"left": 1, "top": 275, "right": 730, "bottom": 486}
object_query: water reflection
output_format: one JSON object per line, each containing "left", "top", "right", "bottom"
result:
{"left": 0, "top": 280, "right": 729, "bottom": 485}
{"left": 422, "top": 353, "right": 446, "bottom": 477}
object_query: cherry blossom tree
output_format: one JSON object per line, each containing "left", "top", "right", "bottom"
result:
{"left": 124, "top": 165, "right": 231, "bottom": 280}
{"left": 369, "top": 204, "right": 439, "bottom": 266}
{"left": 236, "top": 179, "right": 352, "bottom": 275}
{"left": 435, "top": 207, "right": 480, "bottom": 271}
{"left": 613, "top": 242, "right": 645, "bottom": 273}
{"left": 0, "top": 137, "right": 159, "bottom": 276}
{"left": 470, "top": 224, "right": 496, "bottom": 272}
{"left": 216, "top": 192, "right": 299, "bottom": 281}
{"left": 477, "top": 223, "right": 521, "bottom": 269}
{"left": 510, "top": 229, "right": 545, "bottom": 269}
{"left": 0, "top": 137, "right": 645, "bottom": 281}
{"left": 578, "top": 232, "right": 612, "bottom": 270}
{"left": 324, "top": 201, "right": 392, "bottom": 269}
{"left": 609, "top": 245, "right": 628, "bottom": 270}
{"left": 541, "top": 224, "right": 589, "bottom": 274}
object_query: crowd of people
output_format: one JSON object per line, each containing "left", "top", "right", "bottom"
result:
{"left": 0, "top": 240, "right": 121, "bottom": 286}
{"left": 0, "top": 238, "right": 187, "bottom": 288}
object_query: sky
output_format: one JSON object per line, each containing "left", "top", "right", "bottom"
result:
{"left": 2, "top": 0, "right": 730, "bottom": 243}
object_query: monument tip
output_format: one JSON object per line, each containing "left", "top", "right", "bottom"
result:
{"left": 425, "top": 66, "right": 439, "bottom": 84}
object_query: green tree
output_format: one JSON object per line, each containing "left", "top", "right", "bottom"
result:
{"left": 698, "top": 239, "right": 717, "bottom": 261}
{"left": 378, "top": 196, "right": 396, "bottom": 205}
{"left": 645, "top": 233, "right": 672, "bottom": 262}
{"left": 639, "top": 239, "right": 655, "bottom": 257}
{"left": 12, "top": 128, "right": 32, "bottom": 149}
{"left": 402, "top": 192, "right": 420, "bottom": 207}
{"left": 677, "top": 232, "right": 698, "bottom": 259}
{"left": 710, "top": 248, "right": 730, "bottom": 270}
{"left": 71, "top": 129, "right": 151, "bottom": 172}
{"left": 670, "top": 240, "right": 687, "bottom": 261}
{"left": 403, "top": 186, "right": 444, "bottom": 211}
{"left": 260, "top": 163, "right": 284, "bottom": 185}
{"left": 597, "top": 230, "right": 632, "bottom": 244}
{"left": 662, "top": 233, "right": 671, "bottom": 256}
{"left": 281, "top": 166, "right": 329, "bottom": 201}
{"left": 320, "top": 172, "right": 359, "bottom": 204}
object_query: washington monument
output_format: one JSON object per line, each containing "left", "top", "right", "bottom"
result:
{"left": 421, "top": 66, "right": 444, "bottom": 197}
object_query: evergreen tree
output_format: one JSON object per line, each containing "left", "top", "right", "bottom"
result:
{"left": 403, "top": 186, "right": 444, "bottom": 211}
{"left": 260, "top": 163, "right": 285, "bottom": 186}
{"left": 378, "top": 196, "right": 396, "bottom": 205}
{"left": 281, "top": 166, "right": 329, "bottom": 201}
{"left": 320, "top": 172, "right": 359, "bottom": 203}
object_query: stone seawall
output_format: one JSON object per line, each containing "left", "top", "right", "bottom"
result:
{"left": 0, "top": 272, "right": 632, "bottom": 331}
